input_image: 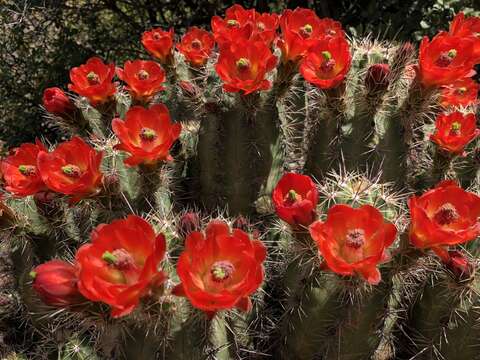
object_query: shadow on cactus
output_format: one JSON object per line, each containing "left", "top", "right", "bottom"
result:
{"left": 1, "top": 4, "right": 479, "bottom": 360}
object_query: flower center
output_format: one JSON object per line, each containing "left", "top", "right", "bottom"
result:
{"left": 300, "top": 24, "right": 313, "bottom": 38}
{"left": 435, "top": 49, "right": 457, "bottom": 67}
{"left": 18, "top": 164, "right": 36, "bottom": 176}
{"left": 326, "top": 29, "right": 337, "bottom": 36}
{"left": 236, "top": 57, "right": 250, "bottom": 71}
{"left": 227, "top": 19, "right": 239, "bottom": 27}
{"left": 102, "top": 248, "right": 136, "bottom": 270}
{"left": 210, "top": 260, "right": 235, "bottom": 282}
{"left": 61, "top": 164, "right": 82, "bottom": 178}
{"left": 284, "top": 189, "right": 302, "bottom": 206}
{"left": 456, "top": 87, "right": 467, "bottom": 95}
{"left": 257, "top": 22, "right": 265, "bottom": 31}
{"left": 433, "top": 203, "right": 459, "bottom": 225}
{"left": 449, "top": 121, "right": 462, "bottom": 136}
{"left": 320, "top": 51, "right": 336, "bottom": 73}
{"left": 345, "top": 229, "right": 365, "bottom": 249}
{"left": 191, "top": 39, "right": 202, "bottom": 50}
{"left": 86, "top": 71, "right": 100, "bottom": 85}
{"left": 137, "top": 69, "right": 150, "bottom": 80}
{"left": 140, "top": 127, "right": 157, "bottom": 141}
{"left": 153, "top": 32, "right": 162, "bottom": 40}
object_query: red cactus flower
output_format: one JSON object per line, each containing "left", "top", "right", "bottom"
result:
{"left": 177, "top": 27, "right": 215, "bottom": 67}
{"left": 300, "top": 37, "right": 352, "bottom": 89}
{"left": 76, "top": 215, "right": 167, "bottom": 317}
{"left": 409, "top": 180, "right": 480, "bottom": 261}
{"left": 1, "top": 140, "right": 47, "bottom": 197}
{"left": 430, "top": 112, "right": 479, "bottom": 154}
{"left": 172, "top": 220, "right": 266, "bottom": 316}
{"left": 418, "top": 32, "right": 477, "bottom": 88}
{"left": 112, "top": 104, "right": 181, "bottom": 166}
{"left": 116, "top": 60, "right": 166, "bottom": 102}
{"left": 277, "top": 8, "right": 343, "bottom": 63}
{"left": 272, "top": 172, "right": 318, "bottom": 227}
{"left": 141, "top": 28, "right": 174, "bottom": 64}
{"left": 31, "top": 260, "right": 83, "bottom": 307}
{"left": 440, "top": 77, "right": 479, "bottom": 108}
{"left": 37, "top": 137, "right": 104, "bottom": 203}
{"left": 68, "top": 57, "right": 116, "bottom": 105}
{"left": 42, "top": 87, "right": 74, "bottom": 115}
{"left": 211, "top": 4, "right": 255, "bottom": 46}
{"left": 215, "top": 39, "right": 277, "bottom": 94}
{"left": 252, "top": 12, "right": 280, "bottom": 45}
{"left": 309, "top": 205, "right": 397, "bottom": 285}
{"left": 449, "top": 12, "right": 480, "bottom": 61}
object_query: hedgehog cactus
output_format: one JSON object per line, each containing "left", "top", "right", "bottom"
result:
{"left": 1, "top": 5, "right": 480, "bottom": 360}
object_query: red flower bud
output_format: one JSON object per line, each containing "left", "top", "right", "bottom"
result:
{"left": 42, "top": 87, "right": 74, "bottom": 115}
{"left": 272, "top": 172, "right": 318, "bottom": 227}
{"left": 309, "top": 205, "right": 397, "bottom": 285}
{"left": 446, "top": 250, "right": 475, "bottom": 281}
{"left": 177, "top": 212, "right": 200, "bottom": 238}
{"left": 32, "top": 260, "right": 83, "bottom": 307}
{"left": 365, "top": 63, "right": 391, "bottom": 92}
{"left": 430, "top": 112, "right": 479, "bottom": 154}
{"left": 179, "top": 81, "right": 200, "bottom": 98}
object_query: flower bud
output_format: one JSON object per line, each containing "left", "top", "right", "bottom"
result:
{"left": 177, "top": 212, "right": 201, "bottom": 238}
{"left": 32, "top": 260, "right": 83, "bottom": 307}
{"left": 42, "top": 87, "right": 74, "bottom": 115}
{"left": 179, "top": 81, "right": 199, "bottom": 98}
{"left": 365, "top": 64, "right": 391, "bottom": 93}
{"left": 232, "top": 215, "right": 249, "bottom": 232}
{"left": 446, "top": 250, "right": 475, "bottom": 282}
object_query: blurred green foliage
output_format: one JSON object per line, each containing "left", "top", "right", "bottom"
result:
{"left": 0, "top": 0, "right": 478, "bottom": 147}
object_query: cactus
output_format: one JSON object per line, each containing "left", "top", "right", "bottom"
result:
{"left": 1, "top": 5, "right": 480, "bottom": 360}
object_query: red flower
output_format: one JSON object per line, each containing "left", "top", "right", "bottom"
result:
{"left": 42, "top": 87, "right": 74, "bottom": 114}
{"left": 300, "top": 37, "right": 352, "bottom": 89}
{"left": 177, "top": 27, "right": 215, "bottom": 67}
{"left": 449, "top": 12, "right": 480, "bottom": 61}
{"left": 418, "top": 32, "right": 477, "bottom": 88}
{"left": 409, "top": 180, "right": 480, "bottom": 261}
{"left": 37, "top": 137, "right": 104, "bottom": 203}
{"left": 32, "top": 260, "right": 83, "bottom": 307}
{"left": 172, "top": 220, "right": 266, "bottom": 316}
{"left": 116, "top": 60, "right": 165, "bottom": 101}
{"left": 76, "top": 215, "right": 167, "bottom": 318}
{"left": 430, "top": 112, "right": 479, "bottom": 154}
{"left": 112, "top": 104, "right": 181, "bottom": 166}
{"left": 141, "top": 28, "right": 174, "bottom": 64}
{"left": 251, "top": 12, "right": 280, "bottom": 46}
{"left": 277, "top": 8, "right": 343, "bottom": 63}
{"left": 68, "top": 57, "right": 116, "bottom": 105}
{"left": 440, "top": 77, "right": 479, "bottom": 108}
{"left": 211, "top": 4, "right": 255, "bottom": 46}
{"left": 272, "top": 172, "right": 318, "bottom": 227}
{"left": 1, "top": 140, "right": 47, "bottom": 197}
{"left": 309, "top": 205, "right": 397, "bottom": 285}
{"left": 215, "top": 39, "right": 277, "bottom": 94}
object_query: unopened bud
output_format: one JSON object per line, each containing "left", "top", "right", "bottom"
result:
{"left": 177, "top": 212, "right": 200, "bottom": 238}
{"left": 365, "top": 63, "right": 391, "bottom": 93}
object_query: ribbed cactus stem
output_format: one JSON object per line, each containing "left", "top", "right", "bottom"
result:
{"left": 431, "top": 149, "right": 455, "bottom": 184}
{"left": 136, "top": 162, "right": 167, "bottom": 214}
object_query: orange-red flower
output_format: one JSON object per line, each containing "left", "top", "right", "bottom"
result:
{"left": 176, "top": 27, "right": 215, "bottom": 67}
{"left": 215, "top": 39, "right": 277, "bottom": 94}
{"left": 141, "top": 28, "right": 174, "bottom": 64}
{"left": 272, "top": 172, "right": 318, "bottom": 227}
{"left": 211, "top": 4, "right": 255, "bottom": 46}
{"left": 440, "top": 77, "right": 479, "bottom": 108}
{"left": 37, "top": 137, "right": 103, "bottom": 203}
{"left": 68, "top": 57, "right": 116, "bottom": 105}
{"left": 300, "top": 37, "right": 352, "bottom": 89}
{"left": 277, "top": 8, "right": 343, "bottom": 63}
{"left": 309, "top": 205, "right": 397, "bottom": 285}
{"left": 409, "top": 180, "right": 480, "bottom": 261}
{"left": 430, "top": 112, "right": 479, "bottom": 154}
{"left": 32, "top": 260, "right": 83, "bottom": 307}
{"left": 449, "top": 12, "right": 480, "bottom": 61}
{"left": 116, "top": 60, "right": 165, "bottom": 101}
{"left": 172, "top": 220, "right": 266, "bottom": 316}
{"left": 1, "top": 140, "right": 47, "bottom": 197}
{"left": 418, "top": 32, "right": 477, "bottom": 88}
{"left": 76, "top": 215, "right": 167, "bottom": 317}
{"left": 42, "top": 87, "right": 74, "bottom": 114}
{"left": 251, "top": 12, "right": 280, "bottom": 46}
{"left": 112, "top": 104, "right": 181, "bottom": 166}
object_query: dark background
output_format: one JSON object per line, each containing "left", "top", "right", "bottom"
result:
{"left": 1, "top": 0, "right": 478, "bottom": 148}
